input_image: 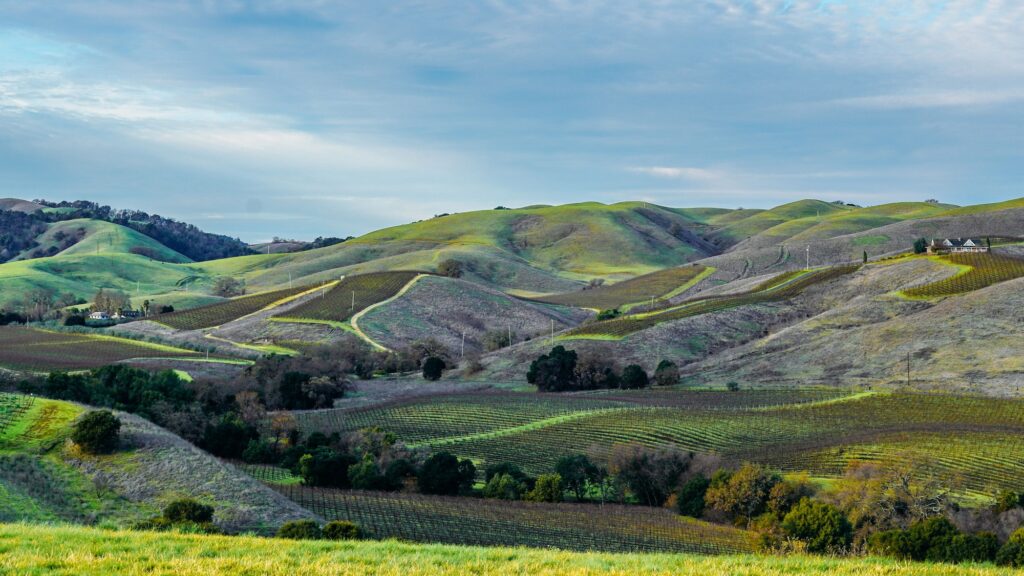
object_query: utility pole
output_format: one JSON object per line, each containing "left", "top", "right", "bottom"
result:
{"left": 907, "top": 352, "right": 911, "bottom": 388}
{"left": 508, "top": 324, "right": 512, "bottom": 348}
{"left": 806, "top": 245, "right": 810, "bottom": 270}
{"left": 550, "top": 318, "right": 554, "bottom": 345}
{"left": 461, "top": 330, "right": 465, "bottom": 359}
{"left": 351, "top": 291, "right": 355, "bottom": 311}
{"left": 288, "top": 272, "right": 292, "bottom": 289}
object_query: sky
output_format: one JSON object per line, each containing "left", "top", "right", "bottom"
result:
{"left": 0, "top": 1, "right": 1021, "bottom": 242}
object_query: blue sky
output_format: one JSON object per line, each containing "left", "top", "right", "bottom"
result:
{"left": 0, "top": 1, "right": 1021, "bottom": 241}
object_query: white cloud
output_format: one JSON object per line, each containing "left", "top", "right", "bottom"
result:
{"left": 829, "top": 90, "right": 1024, "bottom": 110}
{"left": 629, "top": 166, "right": 723, "bottom": 181}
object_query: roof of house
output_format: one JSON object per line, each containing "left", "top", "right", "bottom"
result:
{"left": 930, "top": 238, "right": 984, "bottom": 247}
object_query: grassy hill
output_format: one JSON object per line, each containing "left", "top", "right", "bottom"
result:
{"left": 44, "top": 219, "right": 192, "bottom": 263}
{"left": 0, "top": 523, "right": 1011, "bottom": 575}
{"left": 0, "top": 392, "right": 313, "bottom": 532}
{"left": 0, "top": 198, "right": 45, "bottom": 213}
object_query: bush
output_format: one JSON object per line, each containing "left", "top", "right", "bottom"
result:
{"left": 71, "top": 410, "right": 121, "bottom": 454}
{"left": 997, "top": 530, "right": 1024, "bottom": 567}
{"left": 868, "top": 517, "right": 997, "bottom": 564}
{"left": 483, "top": 473, "right": 526, "bottom": 500}
{"left": 437, "top": 259, "right": 463, "bottom": 278}
{"left": 527, "top": 474, "right": 564, "bottom": 503}
{"left": 64, "top": 315, "right": 86, "bottom": 326}
{"left": 994, "top": 490, "right": 1023, "bottom": 513}
{"left": 781, "top": 498, "right": 852, "bottom": 553}
{"left": 418, "top": 452, "right": 476, "bottom": 496}
{"left": 163, "top": 499, "right": 215, "bottom": 524}
{"left": 422, "top": 356, "right": 446, "bottom": 381}
{"left": 676, "top": 475, "right": 710, "bottom": 518}
{"left": 726, "top": 381, "right": 740, "bottom": 392}
{"left": 620, "top": 365, "right": 649, "bottom": 389}
{"left": 705, "top": 463, "right": 780, "bottom": 523}
{"left": 654, "top": 360, "right": 680, "bottom": 387}
{"left": 323, "top": 520, "right": 362, "bottom": 540}
{"left": 277, "top": 520, "right": 322, "bottom": 540}
{"left": 597, "top": 308, "right": 620, "bottom": 321}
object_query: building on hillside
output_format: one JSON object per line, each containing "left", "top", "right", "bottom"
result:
{"left": 926, "top": 238, "right": 989, "bottom": 255}
{"left": 112, "top": 310, "right": 142, "bottom": 320}
{"left": 88, "top": 311, "right": 110, "bottom": 320}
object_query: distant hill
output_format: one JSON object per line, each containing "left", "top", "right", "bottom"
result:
{"left": 0, "top": 198, "right": 252, "bottom": 264}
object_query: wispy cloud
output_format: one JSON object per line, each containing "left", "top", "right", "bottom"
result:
{"left": 828, "top": 90, "right": 1024, "bottom": 110}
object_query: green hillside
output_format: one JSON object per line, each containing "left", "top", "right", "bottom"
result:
{"left": 47, "top": 219, "right": 191, "bottom": 263}
{"left": 0, "top": 392, "right": 312, "bottom": 530}
{"left": 707, "top": 199, "right": 853, "bottom": 244}
{"left": 0, "top": 523, "right": 1010, "bottom": 576}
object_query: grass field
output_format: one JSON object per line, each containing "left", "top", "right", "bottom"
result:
{"left": 0, "top": 523, "right": 1014, "bottom": 575}
{"left": 0, "top": 327, "right": 200, "bottom": 371}
{"left": 289, "top": 390, "right": 1024, "bottom": 498}
{"left": 270, "top": 484, "right": 757, "bottom": 554}
{"left": 155, "top": 284, "right": 322, "bottom": 330}
{"left": 564, "top": 265, "right": 858, "bottom": 339}
{"left": 901, "top": 253, "right": 1024, "bottom": 298}
{"left": 274, "top": 271, "right": 421, "bottom": 324}
{"left": 529, "top": 265, "right": 709, "bottom": 310}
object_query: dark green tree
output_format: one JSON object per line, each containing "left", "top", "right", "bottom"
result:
{"left": 277, "top": 520, "right": 322, "bottom": 540}
{"left": 676, "top": 475, "right": 710, "bottom": 518}
{"left": 913, "top": 237, "right": 928, "bottom": 254}
{"left": 422, "top": 356, "right": 446, "bottom": 381}
{"left": 526, "top": 346, "right": 578, "bottom": 392}
{"left": 323, "top": 520, "right": 362, "bottom": 540}
{"left": 298, "top": 447, "right": 357, "bottom": 488}
{"left": 71, "top": 410, "right": 121, "bottom": 454}
{"left": 418, "top": 452, "right": 476, "bottom": 495}
{"left": 163, "top": 499, "right": 214, "bottom": 524}
{"left": 620, "top": 364, "right": 649, "bottom": 389}
{"left": 653, "top": 360, "right": 680, "bottom": 387}
{"left": 555, "top": 454, "right": 600, "bottom": 501}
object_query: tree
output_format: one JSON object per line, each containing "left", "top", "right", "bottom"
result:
{"left": 676, "top": 475, "right": 710, "bottom": 517}
{"left": 418, "top": 452, "right": 476, "bottom": 496}
{"left": 163, "top": 498, "right": 215, "bottom": 524}
{"left": 863, "top": 250, "right": 868, "bottom": 264}
{"left": 620, "top": 365, "right": 649, "bottom": 389}
{"left": 913, "top": 237, "right": 928, "bottom": 254}
{"left": 782, "top": 498, "right": 852, "bottom": 553}
{"left": 437, "top": 259, "right": 464, "bottom": 278}
{"left": 323, "top": 520, "right": 362, "bottom": 540}
{"left": 705, "top": 463, "right": 780, "bottom": 523}
{"left": 92, "top": 288, "right": 131, "bottom": 314}
{"left": 726, "top": 381, "right": 740, "bottom": 392}
{"left": 610, "top": 445, "right": 694, "bottom": 507}
{"left": 573, "top": 350, "right": 618, "bottom": 390}
{"left": 277, "top": 520, "right": 323, "bottom": 540}
{"left": 71, "top": 410, "right": 121, "bottom": 454}
{"left": 527, "top": 473, "right": 564, "bottom": 503}
{"left": 527, "top": 346, "right": 578, "bottom": 392}
{"left": 348, "top": 456, "right": 388, "bottom": 491}
{"left": 556, "top": 454, "right": 600, "bottom": 501}
{"left": 654, "top": 360, "right": 680, "bottom": 387}
{"left": 422, "top": 356, "right": 446, "bottom": 381}
{"left": 201, "top": 414, "right": 257, "bottom": 459}
{"left": 212, "top": 277, "right": 245, "bottom": 297}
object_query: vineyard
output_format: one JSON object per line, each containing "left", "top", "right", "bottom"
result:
{"left": 155, "top": 284, "right": 318, "bottom": 330}
{"left": 0, "top": 327, "right": 199, "bottom": 371}
{"left": 564, "top": 265, "right": 859, "bottom": 339}
{"left": 0, "top": 394, "right": 33, "bottom": 437}
{"left": 287, "top": 390, "right": 1024, "bottom": 495}
{"left": 901, "top": 253, "right": 1024, "bottom": 298}
{"left": 274, "top": 271, "right": 421, "bottom": 324}
{"left": 529, "top": 265, "right": 709, "bottom": 310}
{"left": 272, "top": 485, "right": 757, "bottom": 554}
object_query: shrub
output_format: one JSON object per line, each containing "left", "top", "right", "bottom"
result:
{"left": 726, "top": 381, "right": 740, "bottom": 392}
{"left": 994, "top": 490, "right": 1022, "bottom": 513}
{"left": 163, "top": 499, "right": 215, "bottom": 524}
{"left": 620, "top": 365, "right": 649, "bottom": 389}
{"left": 997, "top": 530, "right": 1024, "bottom": 567}
{"left": 781, "top": 498, "right": 852, "bottom": 553}
{"left": 597, "top": 308, "right": 620, "bottom": 321}
{"left": 527, "top": 474, "right": 564, "bottom": 503}
{"left": 213, "top": 277, "right": 245, "bottom": 297}
{"left": 348, "top": 456, "right": 389, "bottom": 491}
{"left": 654, "top": 360, "right": 680, "bottom": 387}
{"left": 71, "top": 410, "right": 121, "bottom": 454}
{"left": 437, "top": 259, "right": 463, "bottom": 278}
{"left": 323, "top": 520, "right": 362, "bottom": 540}
{"left": 914, "top": 237, "right": 928, "bottom": 254}
{"left": 418, "top": 452, "right": 476, "bottom": 496}
{"left": 299, "top": 447, "right": 358, "bottom": 488}
{"left": 484, "top": 462, "right": 530, "bottom": 484}
{"left": 868, "top": 517, "right": 996, "bottom": 564}
{"left": 483, "top": 473, "right": 526, "bottom": 500}
{"left": 422, "top": 356, "right": 446, "bottom": 381}
{"left": 63, "top": 315, "right": 86, "bottom": 326}
{"left": 676, "top": 475, "right": 710, "bottom": 518}
{"left": 277, "top": 520, "right": 322, "bottom": 540}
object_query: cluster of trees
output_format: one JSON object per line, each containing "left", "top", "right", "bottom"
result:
{"left": 527, "top": 346, "right": 680, "bottom": 392}
{"left": 137, "top": 498, "right": 218, "bottom": 534}
{"left": 437, "top": 259, "right": 463, "bottom": 278}
{"left": 0, "top": 210, "right": 48, "bottom": 262}
{"left": 212, "top": 277, "right": 245, "bottom": 297}
{"left": 277, "top": 519, "right": 362, "bottom": 540}
{"left": 35, "top": 199, "right": 253, "bottom": 261}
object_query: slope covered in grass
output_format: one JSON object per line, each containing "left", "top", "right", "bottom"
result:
{"left": 0, "top": 523, "right": 1011, "bottom": 576}
{"left": 0, "top": 392, "right": 313, "bottom": 532}
{"left": 45, "top": 219, "right": 191, "bottom": 263}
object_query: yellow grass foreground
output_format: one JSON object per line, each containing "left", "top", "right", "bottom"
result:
{"left": 0, "top": 523, "right": 1020, "bottom": 576}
